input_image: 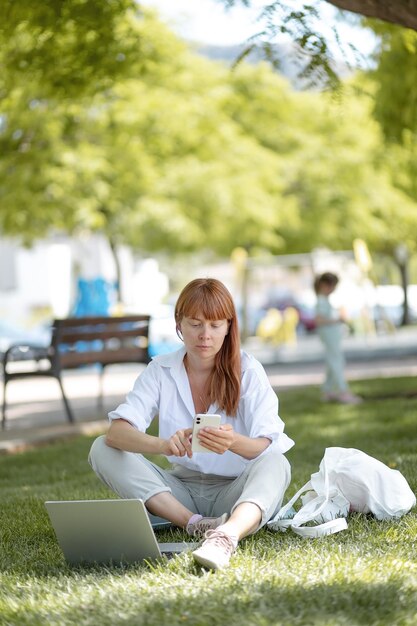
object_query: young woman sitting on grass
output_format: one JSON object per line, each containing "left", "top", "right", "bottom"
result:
{"left": 89, "top": 278, "right": 294, "bottom": 570}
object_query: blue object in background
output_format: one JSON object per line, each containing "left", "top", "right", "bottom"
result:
{"left": 147, "top": 306, "right": 182, "bottom": 357}
{"left": 148, "top": 340, "right": 180, "bottom": 357}
{"left": 72, "top": 278, "right": 118, "bottom": 317}
{"left": 70, "top": 277, "right": 118, "bottom": 357}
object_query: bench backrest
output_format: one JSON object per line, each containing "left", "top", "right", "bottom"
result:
{"left": 49, "top": 315, "right": 151, "bottom": 371}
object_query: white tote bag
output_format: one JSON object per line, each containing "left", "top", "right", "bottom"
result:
{"left": 268, "top": 447, "right": 416, "bottom": 538}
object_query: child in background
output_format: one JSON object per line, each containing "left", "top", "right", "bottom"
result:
{"left": 314, "top": 272, "right": 362, "bottom": 405}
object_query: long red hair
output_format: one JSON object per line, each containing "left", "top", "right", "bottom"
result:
{"left": 175, "top": 278, "right": 241, "bottom": 416}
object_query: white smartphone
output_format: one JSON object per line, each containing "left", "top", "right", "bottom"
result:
{"left": 191, "top": 413, "right": 221, "bottom": 453}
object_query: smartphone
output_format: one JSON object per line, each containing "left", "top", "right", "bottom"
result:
{"left": 191, "top": 413, "right": 221, "bottom": 453}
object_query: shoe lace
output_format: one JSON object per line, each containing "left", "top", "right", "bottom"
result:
{"left": 196, "top": 517, "right": 218, "bottom": 533}
{"left": 203, "top": 530, "right": 236, "bottom": 555}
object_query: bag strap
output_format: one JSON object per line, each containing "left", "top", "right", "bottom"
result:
{"left": 269, "top": 454, "right": 348, "bottom": 537}
{"left": 291, "top": 516, "right": 348, "bottom": 538}
{"left": 270, "top": 455, "right": 331, "bottom": 530}
{"left": 291, "top": 455, "right": 332, "bottom": 526}
{"left": 267, "top": 480, "right": 313, "bottom": 530}
{"left": 290, "top": 454, "right": 347, "bottom": 536}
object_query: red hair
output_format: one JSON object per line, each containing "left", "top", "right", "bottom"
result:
{"left": 175, "top": 278, "right": 241, "bottom": 416}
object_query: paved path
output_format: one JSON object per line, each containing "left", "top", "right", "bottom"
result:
{"left": 1, "top": 328, "right": 416, "bottom": 454}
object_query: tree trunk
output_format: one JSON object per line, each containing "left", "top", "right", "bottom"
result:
{"left": 327, "top": 0, "right": 417, "bottom": 31}
{"left": 108, "top": 237, "right": 122, "bottom": 304}
{"left": 398, "top": 260, "right": 410, "bottom": 326}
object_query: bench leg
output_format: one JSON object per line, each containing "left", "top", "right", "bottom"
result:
{"left": 56, "top": 376, "right": 75, "bottom": 423}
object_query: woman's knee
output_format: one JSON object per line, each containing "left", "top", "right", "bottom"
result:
{"left": 89, "top": 434, "right": 104, "bottom": 465}
{"left": 260, "top": 447, "right": 291, "bottom": 487}
{"left": 261, "top": 445, "right": 290, "bottom": 468}
{"left": 89, "top": 434, "right": 121, "bottom": 472}
{"left": 89, "top": 434, "right": 139, "bottom": 497}
{"left": 273, "top": 447, "right": 291, "bottom": 472}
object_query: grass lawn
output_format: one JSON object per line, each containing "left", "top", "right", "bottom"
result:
{"left": 1, "top": 376, "right": 416, "bottom": 626}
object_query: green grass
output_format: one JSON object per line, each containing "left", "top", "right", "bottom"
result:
{"left": 1, "top": 377, "right": 417, "bottom": 626}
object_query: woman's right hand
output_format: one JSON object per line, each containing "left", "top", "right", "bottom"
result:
{"left": 163, "top": 427, "right": 193, "bottom": 458}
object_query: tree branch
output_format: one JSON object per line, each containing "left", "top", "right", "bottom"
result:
{"left": 327, "top": 0, "right": 417, "bottom": 31}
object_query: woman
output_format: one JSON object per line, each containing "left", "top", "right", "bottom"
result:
{"left": 89, "top": 278, "right": 294, "bottom": 570}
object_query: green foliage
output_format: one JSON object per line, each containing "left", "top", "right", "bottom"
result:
{"left": 0, "top": 0, "right": 154, "bottom": 98}
{"left": 0, "top": 11, "right": 187, "bottom": 243}
{"left": 368, "top": 24, "right": 417, "bottom": 142}
{"left": 0, "top": 377, "right": 417, "bottom": 625}
{"left": 362, "top": 21, "right": 417, "bottom": 258}
{"left": 1, "top": 5, "right": 417, "bottom": 267}
{"left": 223, "top": 64, "right": 417, "bottom": 256}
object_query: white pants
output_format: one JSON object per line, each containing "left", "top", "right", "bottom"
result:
{"left": 89, "top": 436, "right": 291, "bottom": 530}
{"left": 319, "top": 334, "right": 348, "bottom": 393}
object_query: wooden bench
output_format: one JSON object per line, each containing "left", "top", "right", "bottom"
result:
{"left": 1, "top": 315, "right": 151, "bottom": 429}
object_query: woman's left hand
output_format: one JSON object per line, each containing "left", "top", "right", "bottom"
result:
{"left": 197, "top": 423, "right": 235, "bottom": 455}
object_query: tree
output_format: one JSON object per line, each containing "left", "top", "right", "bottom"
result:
{"left": 222, "top": 63, "right": 387, "bottom": 248}
{"left": 364, "top": 25, "right": 417, "bottom": 322}
{"left": 99, "top": 55, "right": 296, "bottom": 259}
{"left": 366, "top": 25, "right": 417, "bottom": 143}
{"left": 0, "top": 0, "right": 160, "bottom": 99}
{"left": 0, "top": 11, "right": 187, "bottom": 241}
{"left": 0, "top": 15, "right": 298, "bottom": 301}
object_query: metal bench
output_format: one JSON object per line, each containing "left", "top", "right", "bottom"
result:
{"left": 1, "top": 315, "right": 150, "bottom": 429}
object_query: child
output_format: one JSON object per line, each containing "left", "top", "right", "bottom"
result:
{"left": 314, "top": 272, "right": 362, "bottom": 405}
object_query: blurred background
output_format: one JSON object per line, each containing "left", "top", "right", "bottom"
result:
{"left": 1, "top": 0, "right": 417, "bottom": 357}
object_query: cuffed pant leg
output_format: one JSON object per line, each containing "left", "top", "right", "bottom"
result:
{"left": 88, "top": 435, "right": 197, "bottom": 515}
{"left": 211, "top": 447, "right": 291, "bottom": 531}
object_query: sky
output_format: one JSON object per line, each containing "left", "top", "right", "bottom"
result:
{"left": 139, "top": 0, "right": 377, "bottom": 61}
{"left": 140, "top": 0, "right": 265, "bottom": 45}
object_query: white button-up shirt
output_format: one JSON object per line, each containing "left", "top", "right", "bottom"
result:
{"left": 109, "top": 347, "right": 294, "bottom": 477}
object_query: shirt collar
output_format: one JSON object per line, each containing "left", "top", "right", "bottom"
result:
{"left": 153, "top": 347, "right": 194, "bottom": 415}
{"left": 152, "top": 346, "right": 186, "bottom": 371}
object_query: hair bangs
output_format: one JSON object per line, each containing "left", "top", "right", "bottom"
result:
{"left": 181, "top": 285, "right": 234, "bottom": 321}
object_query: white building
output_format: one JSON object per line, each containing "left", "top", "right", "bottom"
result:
{"left": 0, "top": 234, "right": 169, "bottom": 332}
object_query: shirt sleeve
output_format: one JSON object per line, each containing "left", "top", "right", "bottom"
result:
{"left": 238, "top": 357, "right": 294, "bottom": 453}
{"left": 108, "top": 360, "right": 161, "bottom": 432}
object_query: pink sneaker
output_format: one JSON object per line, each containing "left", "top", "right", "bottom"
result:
{"left": 186, "top": 513, "right": 228, "bottom": 537}
{"left": 322, "top": 392, "right": 339, "bottom": 402}
{"left": 192, "top": 529, "right": 237, "bottom": 570}
{"left": 336, "top": 392, "right": 363, "bottom": 405}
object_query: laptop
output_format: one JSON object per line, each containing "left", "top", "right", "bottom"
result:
{"left": 45, "top": 499, "right": 198, "bottom": 565}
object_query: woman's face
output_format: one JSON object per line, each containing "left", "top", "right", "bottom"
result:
{"left": 179, "top": 316, "right": 229, "bottom": 362}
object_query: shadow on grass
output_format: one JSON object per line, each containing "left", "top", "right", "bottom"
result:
{"left": 2, "top": 572, "right": 415, "bottom": 626}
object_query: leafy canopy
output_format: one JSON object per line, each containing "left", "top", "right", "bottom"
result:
{"left": 1, "top": 3, "right": 417, "bottom": 266}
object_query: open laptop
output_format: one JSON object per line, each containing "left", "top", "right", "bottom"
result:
{"left": 45, "top": 499, "right": 198, "bottom": 565}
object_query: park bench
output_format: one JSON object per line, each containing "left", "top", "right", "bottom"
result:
{"left": 1, "top": 315, "right": 151, "bottom": 429}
